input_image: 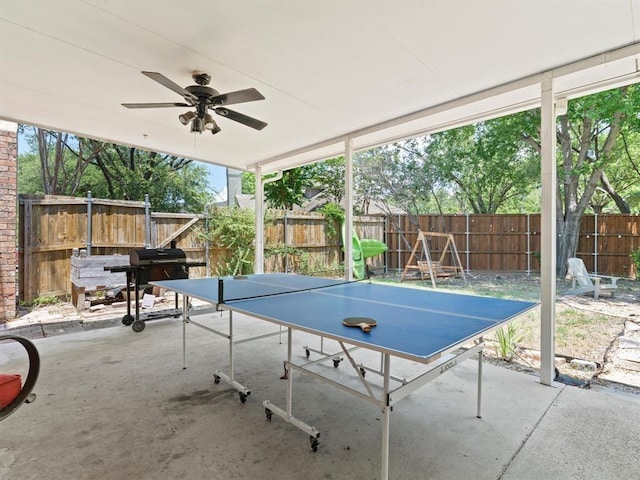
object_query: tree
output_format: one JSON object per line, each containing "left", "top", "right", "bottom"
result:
{"left": 241, "top": 166, "right": 316, "bottom": 210}
{"left": 416, "top": 117, "right": 540, "bottom": 214}
{"left": 18, "top": 127, "right": 214, "bottom": 213}
{"left": 241, "top": 171, "right": 255, "bottom": 195}
{"left": 519, "top": 85, "right": 640, "bottom": 274}
{"left": 85, "top": 140, "right": 213, "bottom": 212}
{"left": 594, "top": 117, "right": 640, "bottom": 213}
{"left": 310, "top": 157, "right": 345, "bottom": 204}
{"left": 354, "top": 143, "right": 444, "bottom": 229}
{"left": 18, "top": 126, "right": 104, "bottom": 195}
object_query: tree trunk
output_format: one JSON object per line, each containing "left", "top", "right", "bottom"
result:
{"left": 556, "top": 214, "right": 582, "bottom": 275}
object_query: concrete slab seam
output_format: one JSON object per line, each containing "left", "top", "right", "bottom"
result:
{"left": 497, "top": 382, "right": 566, "bottom": 479}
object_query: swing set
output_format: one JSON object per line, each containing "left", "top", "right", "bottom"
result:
{"left": 400, "top": 231, "right": 466, "bottom": 287}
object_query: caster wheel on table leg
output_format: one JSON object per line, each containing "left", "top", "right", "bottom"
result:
{"left": 333, "top": 358, "right": 341, "bottom": 368}
{"left": 239, "top": 392, "right": 248, "bottom": 403}
{"left": 265, "top": 408, "right": 273, "bottom": 421}
{"left": 309, "top": 436, "right": 319, "bottom": 452}
{"left": 305, "top": 349, "right": 310, "bottom": 359}
{"left": 213, "top": 374, "right": 221, "bottom": 384}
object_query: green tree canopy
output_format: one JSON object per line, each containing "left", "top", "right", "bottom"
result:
{"left": 241, "top": 165, "right": 316, "bottom": 210}
{"left": 18, "top": 126, "right": 214, "bottom": 212}
{"left": 409, "top": 116, "right": 540, "bottom": 214}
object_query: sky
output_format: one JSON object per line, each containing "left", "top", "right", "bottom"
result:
{"left": 203, "top": 163, "right": 228, "bottom": 202}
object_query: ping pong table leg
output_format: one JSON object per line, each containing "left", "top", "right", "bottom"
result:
{"left": 182, "top": 294, "right": 188, "bottom": 370}
{"left": 263, "top": 327, "right": 321, "bottom": 451}
{"left": 477, "top": 341, "right": 483, "bottom": 418}
{"left": 380, "top": 353, "right": 391, "bottom": 480}
{"left": 212, "top": 311, "right": 251, "bottom": 402}
{"left": 229, "top": 312, "right": 234, "bottom": 382}
{"left": 286, "top": 327, "right": 293, "bottom": 417}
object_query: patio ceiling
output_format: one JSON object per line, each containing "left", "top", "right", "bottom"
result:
{"left": 1, "top": 1, "right": 639, "bottom": 174}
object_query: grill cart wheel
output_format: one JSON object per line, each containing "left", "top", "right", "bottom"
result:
{"left": 131, "top": 320, "right": 146, "bottom": 332}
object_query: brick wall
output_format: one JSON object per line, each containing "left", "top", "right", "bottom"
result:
{"left": 0, "top": 121, "right": 17, "bottom": 321}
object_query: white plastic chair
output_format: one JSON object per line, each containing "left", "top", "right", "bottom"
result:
{"left": 565, "top": 257, "right": 619, "bottom": 300}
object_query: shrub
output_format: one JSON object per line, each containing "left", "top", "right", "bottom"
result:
{"left": 318, "top": 202, "right": 345, "bottom": 241}
{"left": 202, "top": 206, "right": 256, "bottom": 276}
{"left": 32, "top": 295, "right": 60, "bottom": 307}
{"left": 492, "top": 322, "right": 525, "bottom": 361}
{"left": 630, "top": 248, "right": 640, "bottom": 280}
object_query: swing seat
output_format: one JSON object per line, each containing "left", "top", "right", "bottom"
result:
{"left": 417, "top": 261, "right": 458, "bottom": 278}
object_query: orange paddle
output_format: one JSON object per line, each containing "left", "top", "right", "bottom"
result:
{"left": 342, "top": 317, "right": 377, "bottom": 333}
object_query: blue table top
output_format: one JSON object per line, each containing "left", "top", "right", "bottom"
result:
{"left": 152, "top": 274, "right": 537, "bottom": 363}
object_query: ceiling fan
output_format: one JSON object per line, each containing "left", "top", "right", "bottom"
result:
{"left": 122, "top": 71, "right": 267, "bottom": 134}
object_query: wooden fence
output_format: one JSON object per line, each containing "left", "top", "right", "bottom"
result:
{"left": 18, "top": 195, "right": 208, "bottom": 303}
{"left": 17, "top": 195, "right": 385, "bottom": 303}
{"left": 385, "top": 214, "right": 639, "bottom": 278}
{"left": 263, "top": 211, "right": 385, "bottom": 273}
{"left": 18, "top": 196, "right": 639, "bottom": 303}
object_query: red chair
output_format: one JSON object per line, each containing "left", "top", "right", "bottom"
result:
{"left": 0, "top": 334, "right": 40, "bottom": 422}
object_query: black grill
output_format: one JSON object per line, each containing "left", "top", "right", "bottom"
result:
{"left": 129, "top": 248, "right": 190, "bottom": 286}
{"left": 106, "top": 248, "right": 205, "bottom": 332}
{"left": 130, "top": 247, "right": 186, "bottom": 266}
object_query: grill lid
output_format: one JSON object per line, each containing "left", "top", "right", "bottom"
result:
{"left": 130, "top": 248, "right": 186, "bottom": 266}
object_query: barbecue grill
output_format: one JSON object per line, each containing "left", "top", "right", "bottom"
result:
{"left": 130, "top": 248, "right": 190, "bottom": 284}
{"left": 106, "top": 248, "right": 205, "bottom": 332}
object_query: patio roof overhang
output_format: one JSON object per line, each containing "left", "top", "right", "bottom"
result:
{"left": 1, "top": 1, "right": 638, "bottom": 174}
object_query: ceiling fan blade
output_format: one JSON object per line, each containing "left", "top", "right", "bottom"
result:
{"left": 212, "top": 88, "right": 265, "bottom": 106}
{"left": 141, "top": 71, "right": 198, "bottom": 102}
{"left": 122, "top": 102, "right": 190, "bottom": 109}
{"left": 213, "top": 107, "right": 267, "bottom": 130}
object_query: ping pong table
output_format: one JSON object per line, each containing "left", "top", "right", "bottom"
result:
{"left": 152, "top": 273, "right": 537, "bottom": 480}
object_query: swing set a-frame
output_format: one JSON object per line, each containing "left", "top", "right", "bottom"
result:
{"left": 400, "top": 231, "right": 466, "bottom": 287}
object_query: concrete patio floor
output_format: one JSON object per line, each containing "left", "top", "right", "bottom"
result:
{"left": 1, "top": 312, "right": 639, "bottom": 480}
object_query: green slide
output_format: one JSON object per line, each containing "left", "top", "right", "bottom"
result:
{"left": 341, "top": 224, "right": 388, "bottom": 279}
{"left": 359, "top": 238, "right": 388, "bottom": 259}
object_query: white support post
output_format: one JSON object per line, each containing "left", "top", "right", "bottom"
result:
{"left": 540, "top": 73, "right": 557, "bottom": 386}
{"left": 465, "top": 213, "right": 470, "bottom": 272}
{"left": 380, "top": 353, "right": 392, "bottom": 480}
{"left": 526, "top": 214, "right": 531, "bottom": 275}
{"left": 344, "top": 137, "right": 354, "bottom": 280}
{"left": 254, "top": 166, "right": 264, "bottom": 274}
{"left": 86, "top": 191, "right": 93, "bottom": 256}
{"left": 182, "top": 294, "right": 188, "bottom": 370}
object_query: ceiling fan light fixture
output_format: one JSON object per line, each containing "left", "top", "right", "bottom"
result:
{"left": 190, "top": 117, "right": 204, "bottom": 134}
{"left": 204, "top": 113, "right": 215, "bottom": 130}
{"left": 178, "top": 111, "right": 196, "bottom": 125}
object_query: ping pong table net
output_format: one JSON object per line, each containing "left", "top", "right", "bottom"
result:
{"left": 216, "top": 274, "right": 368, "bottom": 304}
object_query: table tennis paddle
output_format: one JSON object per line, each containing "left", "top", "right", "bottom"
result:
{"left": 342, "top": 317, "right": 377, "bottom": 332}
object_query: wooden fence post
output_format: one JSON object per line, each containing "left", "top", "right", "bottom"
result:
{"left": 86, "top": 191, "right": 92, "bottom": 256}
